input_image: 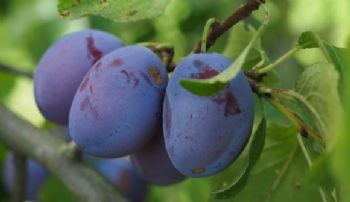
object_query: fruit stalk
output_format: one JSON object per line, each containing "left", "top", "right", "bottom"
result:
{"left": 193, "top": 0, "right": 265, "bottom": 53}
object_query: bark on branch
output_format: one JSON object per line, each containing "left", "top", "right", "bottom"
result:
{"left": 193, "top": 0, "right": 265, "bottom": 53}
{"left": 0, "top": 103, "right": 127, "bottom": 202}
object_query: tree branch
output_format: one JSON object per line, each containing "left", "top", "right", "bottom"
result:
{"left": 0, "top": 63, "right": 33, "bottom": 79}
{"left": 193, "top": 0, "right": 265, "bottom": 53}
{"left": 12, "top": 153, "right": 26, "bottom": 202}
{"left": 0, "top": 103, "right": 127, "bottom": 202}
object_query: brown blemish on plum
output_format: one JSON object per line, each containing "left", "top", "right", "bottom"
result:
{"left": 80, "top": 96, "right": 99, "bottom": 118}
{"left": 192, "top": 167, "right": 205, "bottom": 174}
{"left": 211, "top": 91, "right": 241, "bottom": 117}
{"left": 191, "top": 68, "right": 219, "bottom": 79}
{"left": 80, "top": 96, "right": 90, "bottom": 111}
{"left": 148, "top": 66, "right": 163, "bottom": 85}
{"left": 95, "top": 61, "right": 102, "bottom": 69}
{"left": 120, "top": 70, "right": 139, "bottom": 87}
{"left": 109, "top": 58, "right": 124, "bottom": 67}
{"left": 212, "top": 95, "right": 225, "bottom": 104}
{"left": 86, "top": 35, "right": 103, "bottom": 64}
{"left": 140, "top": 72, "right": 151, "bottom": 85}
{"left": 164, "top": 95, "right": 172, "bottom": 138}
{"left": 224, "top": 92, "right": 241, "bottom": 116}
{"left": 79, "top": 77, "right": 89, "bottom": 92}
{"left": 89, "top": 85, "right": 95, "bottom": 95}
{"left": 121, "top": 70, "right": 131, "bottom": 83}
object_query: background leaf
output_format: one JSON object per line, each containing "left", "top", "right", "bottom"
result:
{"left": 57, "top": 0, "right": 171, "bottom": 22}
{"left": 211, "top": 122, "right": 321, "bottom": 202}
{"left": 39, "top": 176, "right": 78, "bottom": 202}
{"left": 294, "top": 62, "right": 341, "bottom": 137}
{"left": 212, "top": 118, "right": 266, "bottom": 199}
{"left": 297, "top": 31, "right": 346, "bottom": 84}
{"left": 331, "top": 38, "right": 350, "bottom": 202}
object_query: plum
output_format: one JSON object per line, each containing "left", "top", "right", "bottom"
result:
{"left": 131, "top": 131, "right": 185, "bottom": 186}
{"left": 163, "top": 53, "right": 254, "bottom": 177}
{"left": 4, "top": 153, "right": 48, "bottom": 200}
{"left": 95, "top": 158, "right": 147, "bottom": 202}
{"left": 34, "top": 29, "right": 123, "bottom": 124}
{"left": 69, "top": 45, "right": 168, "bottom": 157}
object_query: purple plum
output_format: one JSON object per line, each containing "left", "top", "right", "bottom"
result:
{"left": 34, "top": 29, "right": 123, "bottom": 124}
{"left": 69, "top": 45, "right": 168, "bottom": 157}
{"left": 95, "top": 158, "right": 148, "bottom": 202}
{"left": 163, "top": 53, "right": 254, "bottom": 177}
{"left": 131, "top": 131, "right": 185, "bottom": 186}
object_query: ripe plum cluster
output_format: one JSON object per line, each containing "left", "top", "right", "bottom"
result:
{"left": 31, "top": 29, "right": 254, "bottom": 198}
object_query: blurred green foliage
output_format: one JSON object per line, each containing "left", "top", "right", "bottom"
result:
{"left": 0, "top": 0, "right": 349, "bottom": 201}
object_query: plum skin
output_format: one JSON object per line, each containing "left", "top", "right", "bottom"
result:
{"left": 69, "top": 45, "right": 168, "bottom": 158}
{"left": 34, "top": 29, "right": 123, "bottom": 125}
{"left": 95, "top": 158, "right": 148, "bottom": 202}
{"left": 4, "top": 153, "right": 48, "bottom": 200}
{"left": 131, "top": 131, "right": 186, "bottom": 186}
{"left": 163, "top": 53, "right": 254, "bottom": 177}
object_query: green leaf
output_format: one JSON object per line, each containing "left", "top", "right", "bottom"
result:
{"left": 212, "top": 118, "right": 266, "bottom": 199}
{"left": 295, "top": 62, "right": 341, "bottom": 136}
{"left": 331, "top": 39, "right": 350, "bottom": 202}
{"left": 223, "top": 22, "right": 266, "bottom": 69}
{"left": 297, "top": 31, "right": 319, "bottom": 49}
{"left": 309, "top": 152, "right": 337, "bottom": 192}
{"left": 180, "top": 24, "right": 266, "bottom": 96}
{"left": 57, "top": 0, "right": 171, "bottom": 22}
{"left": 211, "top": 123, "right": 322, "bottom": 202}
{"left": 297, "top": 31, "right": 346, "bottom": 84}
{"left": 40, "top": 176, "right": 78, "bottom": 202}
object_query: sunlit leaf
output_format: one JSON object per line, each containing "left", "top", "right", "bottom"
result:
{"left": 57, "top": 0, "right": 170, "bottom": 22}
{"left": 295, "top": 62, "right": 341, "bottom": 136}
{"left": 297, "top": 31, "right": 346, "bottom": 84}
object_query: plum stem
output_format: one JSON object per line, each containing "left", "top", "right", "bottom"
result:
{"left": 12, "top": 153, "right": 27, "bottom": 202}
{"left": 201, "top": 18, "right": 219, "bottom": 53}
{"left": 60, "top": 141, "right": 83, "bottom": 161}
{"left": 193, "top": 0, "right": 265, "bottom": 53}
{"left": 267, "top": 95, "right": 325, "bottom": 147}
{"left": 138, "top": 42, "right": 176, "bottom": 72}
{"left": 256, "top": 46, "right": 301, "bottom": 74}
{"left": 271, "top": 89, "right": 328, "bottom": 137}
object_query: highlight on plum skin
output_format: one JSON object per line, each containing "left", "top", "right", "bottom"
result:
{"left": 163, "top": 53, "right": 254, "bottom": 177}
{"left": 131, "top": 131, "right": 186, "bottom": 186}
{"left": 34, "top": 29, "right": 123, "bottom": 125}
{"left": 94, "top": 158, "right": 148, "bottom": 202}
{"left": 4, "top": 153, "right": 48, "bottom": 201}
{"left": 69, "top": 45, "right": 168, "bottom": 158}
